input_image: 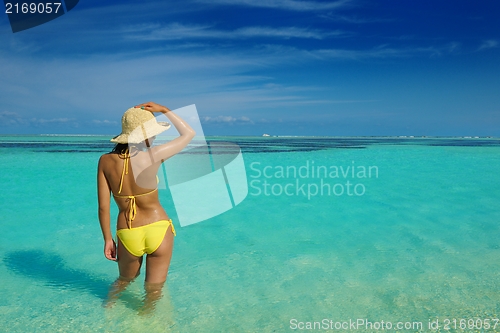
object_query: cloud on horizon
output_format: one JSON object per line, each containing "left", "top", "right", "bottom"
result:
{"left": 0, "top": 111, "right": 77, "bottom": 127}
{"left": 202, "top": 115, "right": 254, "bottom": 124}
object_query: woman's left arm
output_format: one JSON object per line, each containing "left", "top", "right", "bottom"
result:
{"left": 97, "top": 156, "right": 116, "bottom": 261}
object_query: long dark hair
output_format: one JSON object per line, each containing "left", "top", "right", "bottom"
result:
{"left": 111, "top": 143, "right": 128, "bottom": 154}
{"left": 111, "top": 143, "right": 147, "bottom": 155}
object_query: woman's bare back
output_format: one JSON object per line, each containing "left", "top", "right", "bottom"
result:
{"left": 99, "top": 150, "right": 168, "bottom": 230}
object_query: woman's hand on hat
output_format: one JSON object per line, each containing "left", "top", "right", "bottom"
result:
{"left": 134, "top": 101, "right": 171, "bottom": 113}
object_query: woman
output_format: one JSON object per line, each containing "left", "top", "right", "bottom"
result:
{"left": 97, "top": 101, "right": 195, "bottom": 309}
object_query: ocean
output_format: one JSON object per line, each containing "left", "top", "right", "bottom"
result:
{"left": 0, "top": 135, "right": 499, "bottom": 332}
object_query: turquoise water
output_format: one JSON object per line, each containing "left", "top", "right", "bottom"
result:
{"left": 0, "top": 135, "right": 499, "bottom": 332}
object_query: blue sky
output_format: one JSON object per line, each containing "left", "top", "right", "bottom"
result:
{"left": 0, "top": 0, "right": 499, "bottom": 136}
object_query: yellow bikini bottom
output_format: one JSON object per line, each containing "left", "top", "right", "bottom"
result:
{"left": 116, "top": 219, "right": 176, "bottom": 257}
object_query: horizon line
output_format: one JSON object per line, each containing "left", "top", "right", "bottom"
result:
{"left": 0, "top": 134, "right": 498, "bottom": 139}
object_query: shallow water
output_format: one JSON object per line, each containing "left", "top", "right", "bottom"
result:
{"left": 0, "top": 135, "right": 499, "bottom": 332}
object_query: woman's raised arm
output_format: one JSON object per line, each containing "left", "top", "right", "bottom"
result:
{"left": 135, "top": 102, "right": 196, "bottom": 163}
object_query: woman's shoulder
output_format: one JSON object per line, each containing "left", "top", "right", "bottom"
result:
{"left": 98, "top": 152, "right": 116, "bottom": 164}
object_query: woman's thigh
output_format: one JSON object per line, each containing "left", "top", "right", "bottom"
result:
{"left": 117, "top": 237, "right": 143, "bottom": 280}
{"left": 145, "top": 228, "right": 174, "bottom": 284}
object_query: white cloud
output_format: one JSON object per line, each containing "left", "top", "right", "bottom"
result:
{"left": 445, "top": 42, "right": 461, "bottom": 54}
{"left": 0, "top": 111, "right": 77, "bottom": 127}
{"left": 92, "top": 119, "right": 118, "bottom": 126}
{"left": 0, "top": 111, "right": 27, "bottom": 126}
{"left": 478, "top": 40, "right": 498, "bottom": 51}
{"left": 198, "top": 0, "right": 352, "bottom": 11}
{"left": 236, "top": 26, "right": 344, "bottom": 39}
{"left": 202, "top": 115, "right": 254, "bottom": 124}
{"left": 125, "top": 23, "right": 344, "bottom": 41}
{"left": 311, "top": 44, "right": 459, "bottom": 60}
{"left": 0, "top": 38, "right": 475, "bottom": 133}
{"left": 32, "top": 118, "right": 73, "bottom": 124}
{"left": 319, "top": 13, "right": 391, "bottom": 24}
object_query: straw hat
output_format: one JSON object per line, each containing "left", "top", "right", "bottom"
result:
{"left": 111, "top": 107, "right": 171, "bottom": 144}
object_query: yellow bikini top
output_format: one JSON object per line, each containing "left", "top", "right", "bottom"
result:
{"left": 113, "top": 149, "right": 158, "bottom": 229}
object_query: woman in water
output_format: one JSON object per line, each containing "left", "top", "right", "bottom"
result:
{"left": 97, "top": 101, "right": 195, "bottom": 309}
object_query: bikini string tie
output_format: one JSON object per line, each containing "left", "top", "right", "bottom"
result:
{"left": 118, "top": 149, "right": 130, "bottom": 194}
{"left": 125, "top": 196, "right": 137, "bottom": 229}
